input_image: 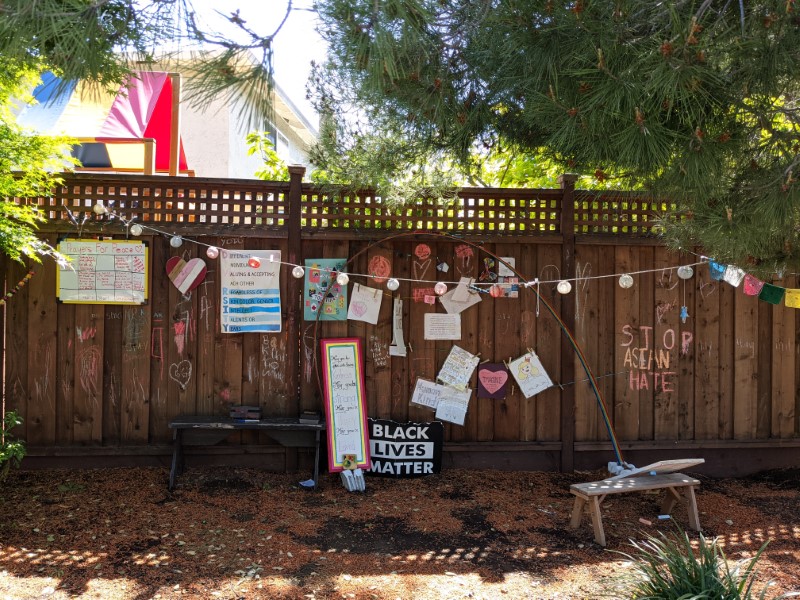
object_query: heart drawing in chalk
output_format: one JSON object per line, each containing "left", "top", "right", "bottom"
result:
{"left": 478, "top": 366, "right": 509, "bottom": 395}
{"left": 350, "top": 300, "right": 368, "bottom": 318}
{"left": 166, "top": 256, "right": 207, "bottom": 294}
{"left": 169, "top": 360, "right": 192, "bottom": 390}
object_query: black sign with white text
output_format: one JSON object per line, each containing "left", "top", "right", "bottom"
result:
{"left": 368, "top": 418, "right": 443, "bottom": 477}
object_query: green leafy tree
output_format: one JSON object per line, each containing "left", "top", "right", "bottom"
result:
{"left": 0, "top": 410, "right": 26, "bottom": 481}
{"left": 315, "top": 0, "right": 800, "bottom": 274}
{"left": 247, "top": 132, "right": 290, "bottom": 181}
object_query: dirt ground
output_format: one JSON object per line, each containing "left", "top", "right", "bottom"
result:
{"left": 1, "top": 465, "right": 798, "bottom": 599}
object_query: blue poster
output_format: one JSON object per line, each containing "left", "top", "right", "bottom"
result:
{"left": 304, "top": 258, "right": 347, "bottom": 321}
{"left": 220, "top": 250, "right": 282, "bottom": 333}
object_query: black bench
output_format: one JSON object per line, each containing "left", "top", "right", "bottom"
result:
{"left": 168, "top": 416, "right": 326, "bottom": 491}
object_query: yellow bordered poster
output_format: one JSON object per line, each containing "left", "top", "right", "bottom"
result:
{"left": 320, "top": 337, "right": 370, "bottom": 472}
{"left": 56, "top": 239, "right": 149, "bottom": 305}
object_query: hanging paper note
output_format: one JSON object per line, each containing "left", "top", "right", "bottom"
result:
{"left": 304, "top": 258, "right": 347, "bottom": 321}
{"left": 785, "top": 289, "right": 800, "bottom": 308}
{"left": 709, "top": 261, "right": 727, "bottom": 281}
{"left": 436, "top": 345, "right": 480, "bottom": 390}
{"left": 759, "top": 283, "right": 785, "bottom": 305}
{"left": 509, "top": 351, "right": 553, "bottom": 399}
{"left": 410, "top": 378, "right": 445, "bottom": 409}
{"left": 722, "top": 265, "right": 745, "bottom": 287}
{"left": 743, "top": 274, "right": 764, "bottom": 296}
{"left": 389, "top": 298, "right": 407, "bottom": 356}
{"left": 439, "top": 286, "right": 482, "bottom": 314}
{"left": 347, "top": 283, "right": 382, "bottom": 324}
{"left": 498, "top": 257, "right": 515, "bottom": 277}
{"left": 220, "top": 250, "right": 281, "bottom": 333}
{"left": 423, "top": 313, "right": 461, "bottom": 340}
{"left": 435, "top": 387, "right": 472, "bottom": 426}
{"left": 477, "top": 363, "right": 509, "bottom": 399}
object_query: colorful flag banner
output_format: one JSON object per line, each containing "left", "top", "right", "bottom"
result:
{"left": 709, "top": 261, "right": 727, "bottom": 281}
{"left": 743, "top": 274, "right": 764, "bottom": 296}
{"left": 784, "top": 289, "right": 800, "bottom": 309}
{"left": 722, "top": 265, "right": 745, "bottom": 287}
{"left": 759, "top": 283, "right": 785, "bottom": 305}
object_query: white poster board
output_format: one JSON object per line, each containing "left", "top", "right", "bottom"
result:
{"left": 509, "top": 350, "right": 553, "bottom": 398}
{"left": 56, "top": 239, "right": 148, "bottom": 305}
{"left": 437, "top": 345, "right": 479, "bottom": 389}
{"left": 220, "top": 250, "right": 281, "bottom": 333}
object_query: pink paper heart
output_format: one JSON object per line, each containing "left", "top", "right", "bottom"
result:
{"left": 479, "top": 368, "right": 508, "bottom": 394}
{"left": 166, "top": 256, "right": 207, "bottom": 294}
{"left": 351, "top": 300, "right": 367, "bottom": 317}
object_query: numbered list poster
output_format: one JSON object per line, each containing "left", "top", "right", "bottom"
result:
{"left": 320, "top": 338, "right": 370, "bottom": 472}
{"left": 220, "top": 250, "right": 282, "bottom": 333}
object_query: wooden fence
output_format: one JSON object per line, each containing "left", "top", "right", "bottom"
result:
{"left": 3, "top": 169, "right": 798, "bottom": 475}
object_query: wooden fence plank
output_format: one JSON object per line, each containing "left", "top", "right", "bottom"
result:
{"left": 733, "top": 289, "right": 758, "bottom": 439}
{"left": 756, "top": 290, "right": 772, "bottom": 439}
{"left": 194, "top": 236, "right": 219, "bottom": 418}
{"left": 452, "top": 240, "right": 479, "bottom": 442}
{"left": 56, "top": 301, "right": 75, "bottom": 444}
{"left": 772, "top": 275, "right": 795, "bottom": 438}
{"left": 406, "top": 240, "right": 438, "bottom": 424}
{"left": 536, "top": 244, "right": 562, "bottom": 441}
{"left": 5, "top": 259, "right": 30, "bottom": 439}
{"left": 493, "top": 242, "right": 522, "bottom": 442}
{"left": 677, "top": 253, "right": 696, "bottom": 441}
{"left": 694, "top": 258, "right": 719, "bottom": 440}
{"left": 26, "top": 241, "right": 57, "bottom": 446}
{"left": 653, "top": 247, "right": 678, "bottom": 441}
{"left": 149, "top": 237, "right": 172, "bottom": 441}
{"left": 120, "top": 305, "right": 151, "bottom": 443}
{"left": 72, "top": 304, "right": 104, "bottom": 444}
{"left": 614, "top": 245, "right": 640, "bottom": 441}
{"left": 718, "top": 274, "right": 735, "bottom": 439}
{"left": 517, "top": 241, "right": 538, "bottom": 442}
{"left": 637, "top": 246, "right": 655, "bottom": 440}
{"left": 102, "top": 303, "right": 123, "bottom": 444}
{"left": 389, "top": 241, "right": 412, "bottom": 422}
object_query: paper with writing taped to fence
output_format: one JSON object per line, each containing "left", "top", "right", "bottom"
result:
{"left": 509, "top": 350, "right": 553, "bottom": 399}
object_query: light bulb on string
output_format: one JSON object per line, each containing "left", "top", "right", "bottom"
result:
{"left": 92, "top": 202, "right": 107, "bottom": 215}
{"left": 169, "top": 235, "right": 183, "bottom": 248}
{"left": 386, "top": 278, "right": 400, "bottom": 291}
{"left": 129, "top": 224, "right": 143, "bottom": 236}
{"left": 248, "top": 256, "right": 261, "bottom": 268}
{"left": 489, "top": 284, "right": 504, "bottom": 298}
{"left": 677, "top": 265, "right": 694, "bottom": 279}
{"left": 292, "top": 265, "right": 305, "bottom": 279}
{"left": 434, "top": 282, "right": 448, "bottom": 295}
{"left": 336, "top": 272, "right": 350, "bottom": 286}
{"left": 556, "top": 280, "right": 572, "bottom": 294}
{"left": 619, "top": 274, "right": 634, "bottom": 289}
{"left": 206, "top": 246, "right": 219, "bottom": 259}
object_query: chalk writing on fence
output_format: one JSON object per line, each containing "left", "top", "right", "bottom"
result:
{"left": 320, "top": 338, "right": 370, "bottom": 472}
{"left": 620, "top": 324, "right": 693, "bottom": 392}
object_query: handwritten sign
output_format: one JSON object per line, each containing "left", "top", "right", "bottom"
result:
{"left": 220, "top": 250, "right": 281, "bottom": 333}
{"left": 410, "top": 378, "right": 445, "bottom": 409}
{"left": 57, "top": 239, "right": 148, "bottom": 305}
{"left": 368, "top": 419, "right": 443, "bottom": 477}
{"left": 320, "top": 338, "right": 370, "bottom": 472}
{"left": 435, "top": 387, "right": 472, "bottom": 426}
{"left": 437, "top": 345, "right": 479, "bottom": 389}
{"left": 423, "top": 313, "right": 461, "bottom": 340}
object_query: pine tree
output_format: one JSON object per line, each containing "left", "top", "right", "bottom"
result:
{"left": 315, "top": 0, "right": 800, "bottom": 274}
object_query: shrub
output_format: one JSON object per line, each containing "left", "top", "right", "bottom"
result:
{"left": 0, "top": 410, "right": 26, "bottom": 481}
{"left": 617, "top": 528, "right": 780, "bottom": 599}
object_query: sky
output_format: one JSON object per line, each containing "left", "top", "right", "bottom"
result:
{"left": 188, "top": 1, "right": 327, "bottom": 127}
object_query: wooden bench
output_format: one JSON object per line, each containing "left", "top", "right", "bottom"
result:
{"left": 569, "top": 472, "right": 701, "bottom": 546}
{"left": 168, "top": 416, "right": 326, "bottom": 491}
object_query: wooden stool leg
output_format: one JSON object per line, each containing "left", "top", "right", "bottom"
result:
{"left": 589, "top": 496, "right": 606, "bottom": 546}
{"left": 685, "top": 486, "right": 701, "bottom": 531}
{"left": 570, "top": 496, "right": 586, "bottom": 529}
{"left": 660, "top": 487, "right": 681, "bottom": 514}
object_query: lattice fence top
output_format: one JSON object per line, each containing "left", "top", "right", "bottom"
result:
{"left": 22, "top": 174, "right": 671, "bottom": 237}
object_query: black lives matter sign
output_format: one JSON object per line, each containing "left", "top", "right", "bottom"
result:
{"left": 368, "top": 419, "right": 443, "bottom": 477}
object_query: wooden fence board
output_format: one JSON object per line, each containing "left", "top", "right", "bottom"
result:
{"left": 637, "top": 246, "right": 655, "bottom": 440}
{"left": 72, "top": 303, "right": 104, "bottom": 444}
{"left": 5, "top": 260, "right": 30, "bottom": 439}
{"left": 452, "top": 241, "right": 479, "bottom": 442}
{"left": 677, "top": 253, "right": 696, "bottom": 440}
{"left": 406, "top": 240, "right": 437, "bottom": 424}
{"left": 102, "top": 303, "right": 123, "bottom": 444}
{"left": 389, "top": 241, "right": 411, "bottom": 422}
{"left": 56, "top": 300, "right": 75, "bottom": 444}
{"left": 772, "top": 276, "right": 795, "bottom": 438}
{"left": 517, "top": 241, "right": 538, "bottom": 442}
{"left": 120, "top": 305, "right": 151, "bottom": 443}
{"left": 733, "top": 290, "right": 758, "bottom": 439}
{"left": 718, "top": 275, "right": 735, "bottom": 439}
{"left": 614, "top": 245, "right": 640, "bottom": 441}
{"left": 653, "top": 247, "right": 678, "bottom": 441}
{"left": 757, "top": 292, "right": 772, "bottom": 439}
{"left": 535, "top": 244, "right": 561, "bottom": 441}
{"left": 194, "top": 236, "right": 219, "bottom": 417}
{"left": 148, "top": 237, "right": 172, "bottom": 442}
{"left": 574, "top": 245, "right": 597, "bottom": 442}
{"left": 694, "top": 259, "right": 720, "bottom": 440}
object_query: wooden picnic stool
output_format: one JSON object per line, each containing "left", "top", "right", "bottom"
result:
{"left": 568, "top": 459, "right": 704, "bottom": 546}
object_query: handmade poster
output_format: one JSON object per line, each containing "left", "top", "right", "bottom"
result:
{"left": 437, "top": 345, "right": 480, "bottom": 390}
{"left": 477, "top": 363, "right": 509, "bottom": 399}
{"left": 56, "top": 239, "right": 148, "bottom": 305}
{"left": 439, "top": 286, "right": 481, "bottom": 314}
{"left": 435, "top": 387, "right": 472, "bottom": 426}
{"left": 304, "top": 258, "right": 347, "bottom": 321}
{"left": 347, "top": 283, "right": 382, "bottom": 324}
{"left": 410, "top": 378, "right": 444, "bottom": 409}
{"left": 166, "top": 256, "right": 207, "bottom": 294}
{"left": 220, "top": 249, "right": 281, "bottom": 333}
{"left": 320, "top": 338, "right": 370, "bottom": 472}
{"left": 389, "top": 298, "right": 407, "bottom": 356}
{"left": 509, "top": 350, "right": 553, "bottom": 399}
{"left": 423, "top": 313, "right": 462, "bottom": 340}
{"left": 496, "top": 277, "right": 520, "bottom": 298}
{"left": 368, "top": 419, "right": 443, "bottom": 477}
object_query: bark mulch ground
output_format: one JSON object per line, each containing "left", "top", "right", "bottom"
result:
{"left": 1, "top": 466, "right": 798, "bottom": 599}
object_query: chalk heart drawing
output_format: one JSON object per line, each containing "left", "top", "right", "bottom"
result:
{"left": 350, "top": 300, "right": 368, "bottom": 318}
{"left": 479, "top": 368, "right": 508, "bottom": 394}
{"left": 169, "top": 360, "right": 192, "bottom": 390}
{"left": 166, "top": 257, "right": 207, "bottom": 294}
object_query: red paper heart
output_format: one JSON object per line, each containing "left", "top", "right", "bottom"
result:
{"left": 478, "top": 368, "right": 508, "bottom": 394}
{"left": 166, "top": 256, "right": 207, "bottom": 294}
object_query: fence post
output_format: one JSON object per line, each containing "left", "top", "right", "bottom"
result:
{"left": 558, "top": 173, "right": 578, "bottom": 473}
{"left": 287, "top": 166, "right": 306, "bottom": 409}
